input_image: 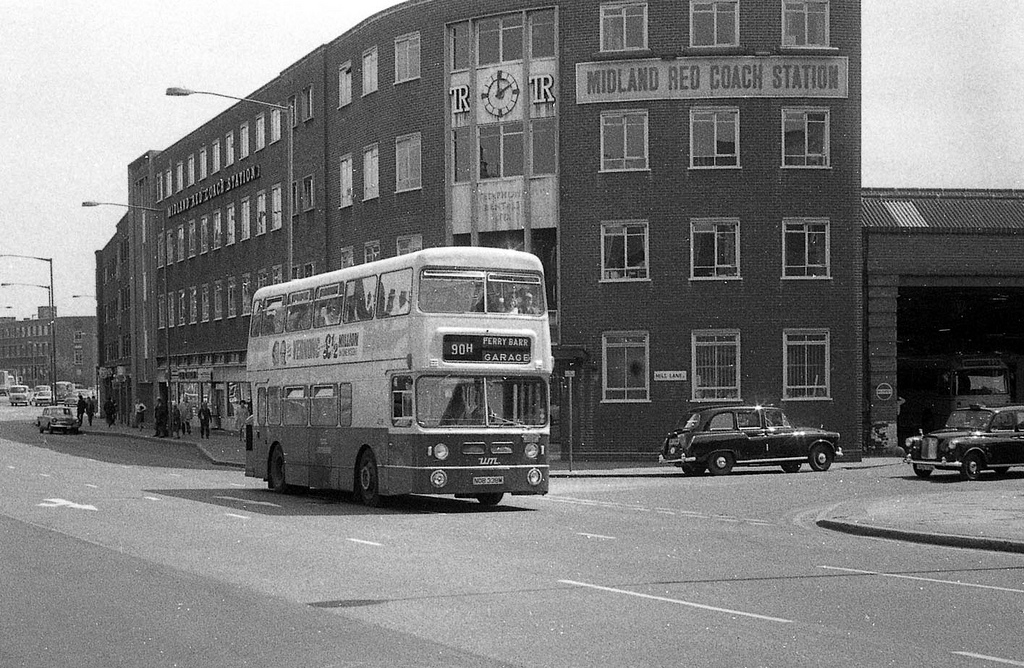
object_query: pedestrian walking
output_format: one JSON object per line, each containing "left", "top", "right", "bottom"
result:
{"left": 104, "top": 398, "right": 117, "bottom": 428}
{"left": 85, "top": 396, "right": 96, "bottom": 426}
{"left": 135, "top": 400, "right": 147, "bottom": 429}
{"left": 179, "top": 398, "right": 193, "bottom": 435}
{"left": 76, "top": 394, "right": 87, "bottom": 425}
{"left": 170, "top": 401, "right": 182, "bottom": 438}
{"left": 235, "top": 400, "right": 251, "bottom": 442}
{"left": 154, "top": 397, "right": 169, "bottom": 437}
{"left": 198, "top": 401, "right": 212, "bottom": 439}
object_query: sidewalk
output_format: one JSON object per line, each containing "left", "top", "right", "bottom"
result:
{"left": 96, "top": 423, "right": 1024, "bottom": 553}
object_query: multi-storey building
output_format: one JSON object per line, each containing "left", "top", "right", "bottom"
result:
{"left": 0, "top": 309, "right": 97, "bottom": 391}
{"left": 100, "top": 0, "right": 866, "bottom": 455}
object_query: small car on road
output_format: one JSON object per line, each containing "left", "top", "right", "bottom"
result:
{"left": 31, "top": 386, "right": 54, "bottom": 406}
{"left": 36, "top": 406, "right": 80, "bottom": 434}
{"left": 904, "top": 404, "right": 1024, "bottom": 480}
{"left": 659, "top": 405, "right": 842, "bottom": 475}
{"left": 8, "top": 385, "right": 31, "bottom": 406}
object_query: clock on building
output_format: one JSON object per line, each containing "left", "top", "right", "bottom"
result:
{"left": 481, "top": 70, "right": 520, "bottom": 118}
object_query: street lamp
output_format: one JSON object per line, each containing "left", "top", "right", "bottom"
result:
{"left": 166, "top": 86, "right": 294, "bottom": 278}
{"left": 0, "top": 262, "right": 56, "bottom": 402}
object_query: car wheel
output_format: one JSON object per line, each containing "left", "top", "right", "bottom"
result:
{"left": 680, "top": 463, "right": 704, "bottom": 476}
{"left": 912, "top": 464, "right": 933, "bottom": 479}
{"left": 707, "top": 451, "right": 735, "bottom": 476}
{"left": 960, "top": 452, "right": 984, "bottom": 481}
{"left": 808, "top": 443, "right": 835, "bottom": 472}
{"left": 475, "top": 493, "right": 504, "bottom": 506}
{"left": 781, "top": 462, "right": 802, "bottom": 474}
{"left": 267, "top": 445, "right": 289, "bottom": 493}
{"left": 356, "top": 449, "right": 382, "bottom": 507}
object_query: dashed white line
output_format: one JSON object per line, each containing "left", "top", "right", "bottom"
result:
{"left": 577, "top": 532, "right": 616, "bottom": 540}
{"left": 821, "top": 566, "right": 1024, "bottom": 594}
{"left": 224, "top": 513, "right": 249, "bottom": 519}
{"left": 85, "top": 484, "right": 99, "bottom": 489}
{"left": 559, "top": 579, "right": 793, "bottom": 623}
{"left": 953, "top": 652, "right": 1024, "bottom": 666}
{"left": 143, "top": 496, "right": 161, "bottom": 501}
{"left": 348, "top": 538, "right": 383, "bottom": 546}
{"left": 213, "top": 495, "right": 282, "bottom": 508}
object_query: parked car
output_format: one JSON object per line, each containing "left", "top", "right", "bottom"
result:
{"left": 659, "top": 405, "right": 842, "bottom": 476}
{"left": 904, "top": 404, "right": 1024, "bottom": 481}
{"left": 8, "top": 385, "right": 31, "bottom": 406}
{"left": 30, "top": 386, "right": 54, "bottom": 406}
{"left": 36, "top": 406, "right": 80, "bottom": 434}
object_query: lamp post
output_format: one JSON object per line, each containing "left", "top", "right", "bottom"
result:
{"left": 0, "top": 265, "right": 56, "bottom": 402}
{"left": 82, "top": 200, "right": 164, "bottom": 423}
{"left": 166, "top": 86, "right": 294, "bottom": 278}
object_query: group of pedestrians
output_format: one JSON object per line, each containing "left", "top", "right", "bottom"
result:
{"left": 151, "top": 396, "right": 214, "bottom": 439}
{"left": 75, "top": 394, "right": 97, "bottom": 426}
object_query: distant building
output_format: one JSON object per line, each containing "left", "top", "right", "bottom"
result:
{"left": 0, "top": 308, "right": 96, "bottom": 390}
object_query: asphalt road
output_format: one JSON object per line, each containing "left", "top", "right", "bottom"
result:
{"left": 1, "top": 406, "right": 1022, "bottom": 667}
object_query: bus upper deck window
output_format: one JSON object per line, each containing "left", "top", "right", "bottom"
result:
{"left": 314, "top": 284, "right": 343, "bottom": 327}
{"left": 249, "top": 300, "right": 264, "bottom": 337}
{"left": 261, "top": 297, "right": 285, "bottom": 336}
{"left": 286, "top": 289, "right": 313, "bottom": 332}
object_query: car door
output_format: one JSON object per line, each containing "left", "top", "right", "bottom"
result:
{"left": 986, "top": 410, "right": 1023, "bottom": 466}
{"left": 734, "top": 408, "right": 767, "bottom": 461}
{"left": 762, "top": 407, "right": 801, "bottom": 459}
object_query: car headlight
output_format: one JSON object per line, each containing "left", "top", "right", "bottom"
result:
{"left": 433, "top": 443, "right": 449, "bottom": 460}
{"left": 524, "top": 442, "right": 539, "bottom": 459}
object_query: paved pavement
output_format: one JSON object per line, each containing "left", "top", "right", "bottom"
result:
{"left": 96, "top": 423, "right": 1024, "bottom": 554}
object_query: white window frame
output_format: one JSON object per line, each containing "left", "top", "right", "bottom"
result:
{"left": 212, "top": 209, "right": 222, "bottom": 250}
{"left": 227, "top": 278, "right": 237, "bottom": 318}
{"left": 239, "top": 122, "right": 250, "bottom": 159}
{"left": 199, "top": 216, "right": 209, "bottom": 255}
{"left": 600, "top": 110, "right": 649, "bottom": 172}
{"left": 600, "top": 220, "right": 649, "bottom": 282}
{"left": 339, "top": 246, "right": 355, "bottom": 268}
{"left": 255, "top": 114, "right": 266, "bottom": 151}
{"left": 396, "top": 234, "right": 423, "bottom": 255}
{"left": 177, "top": 289, "right": 186, "bottom": 326}
{"left": 364, "top": 240, "right": 381, "bottom": 263}
{"left": 240, "top": 197, "right": 251, "bottom": 240}
{"left": 782, "top": 0, "right": 830, "bottom": 48}
{"left": 339, "top": 154, "right": 353, "bottom": 208}
{"left": 395, "top": 132, "right": 422, "bottom": 193}
{"left": 175, "top": 161, "right": 184, "bottom": 192}
{"left": 302, "top": 85, "right": 314, "bottom": 121}
{"left": 187, "top": 154, "right": 195, "bottom": 186}
{"left": 395, "top": 32, "right": 421, "bottom": 84}
{"left": 690, "top": 218, "right": 740, "bottom": 280}
{"left": 189, "top": 287, "right": 198, "bottom": 325}
{"left": 270, "top": 109, "right": 282, "bottom": 143}
{"left": 363, "top": 144, "right": 379, "bottom": 200}
{"left": 225, "top": 204, "right": 235, "bottom": 246}
{"left": 782, "top": 107, "right": 830, "bottom": 168}
{"left": 690, "top": 107, "right": 740, "bottom": 168}
{"left": 602, "top": 331, "right": 650, "bottom": 402}
{"left": 225, "top": 131, "right": 235, "bottom": 167}
{"left": 338, "top": 61, "right": 352, "bottom": 107}
{"left": 199, "top": 146, "right": 208, "bottom": 180}
{"left": 212, "top": 139, "right": 221, "bottom": 173}
{"left": 188, "top": 220, "right": 196, "bottom": 258}
{"left": 600, "top": 3, "right": 648, "bottom": 52}
{"left": 362, "top": 46, "right": 378, "bottom": 96}
{"left": 201, "top": 284, "right": 210, "bottom": 323}
{"left": 690, "top": 0, "right": 739, "bottom": 47}
{"left": 214, "top": 281, "right": 223, "bottom": 321}
{"left": 783, "top": 329, "right": 831, "bottom": 399}
{"left": 783, "top": 218, "right": 831, "bottom": 279}
{"left": 691, "top": 330, "right": 741, "bottom": 401}
{"left": 271, "top": 184, "right": 283, "bottom": 229}
{"left": 241, "top": 274, "right": 252, "bottom": 315}
{"left": 256, "top": 190, "right": 267, "bottom": 235}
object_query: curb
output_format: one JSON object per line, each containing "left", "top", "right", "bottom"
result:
{"left": 96, "top": 428, "right": 245, "bottom": 469}
{"left": 815, "top": 518, "right": 1024, "bottom": 554}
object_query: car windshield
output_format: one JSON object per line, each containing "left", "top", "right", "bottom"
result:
{"left": 944, "top": 409, "right": 993, "bottom": 430}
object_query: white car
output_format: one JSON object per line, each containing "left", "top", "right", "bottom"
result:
{"left": 8, "top": 385, "right": 31, "bottom": 406}
{"left": 31, "top": 387, "right": 54, "bottom": 406}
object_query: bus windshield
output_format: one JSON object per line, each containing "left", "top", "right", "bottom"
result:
{"left": 419, "top": 269, "right": 545, "bottom": 314}
{"left": 955, "top": 368, "right": 1008, "bottom": 396}
{"left": 417, "top": 375, "right": 547, "bottom": 427}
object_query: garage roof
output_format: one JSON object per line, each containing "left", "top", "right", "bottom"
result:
{"left": 863, "top": 188, "right": 1024, "bottom": 230}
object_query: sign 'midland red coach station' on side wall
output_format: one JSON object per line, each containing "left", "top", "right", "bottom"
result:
{"left": 576, "top": 56, "right": 849, "bottom": 103}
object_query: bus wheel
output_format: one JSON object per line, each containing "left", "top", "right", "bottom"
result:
{"left": 475, "top": 493, "right": 504, "bottom": 506}
{"left": 268, "top": 446, "right": 289, "bottom": 493}
{"left": 357, "top": 449, "right": 382, "bottom": 507}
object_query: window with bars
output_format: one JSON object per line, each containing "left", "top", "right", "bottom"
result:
{"left": 692, "top": 330, "right": 740, "bottom": 400}
{"left": 784, "top": 329, "right": 830, "bottom": 399}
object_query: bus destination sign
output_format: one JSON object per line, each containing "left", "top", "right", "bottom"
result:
{"left": 443, "top": 334, "right": 532, "bottom": 364}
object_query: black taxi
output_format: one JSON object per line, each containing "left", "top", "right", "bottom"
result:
{"left": 904, "top": 404, "right": 1024, "bottom": 480}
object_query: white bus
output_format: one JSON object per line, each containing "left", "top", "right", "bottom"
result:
{"left": 246, "top": 247, "right": 552, "bottom": 506}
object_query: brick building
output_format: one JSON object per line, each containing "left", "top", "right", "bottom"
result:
{"left": 0, "top": 309, "right": 97, "bottom": 391}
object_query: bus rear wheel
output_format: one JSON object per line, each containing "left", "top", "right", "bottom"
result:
{"left": 268, "top": 445, "right": 289, "bottom": 493}
{"left": 475, "top": 493, "right": 504, "bottom": 506}
{"left": 356, "top": 449, "right": 382, "bottom": 507}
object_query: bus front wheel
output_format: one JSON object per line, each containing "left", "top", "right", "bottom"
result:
{"left": 268, "top": 446, "right": 289, "bottom": 493}
{"left": 475, "top": 493, "right": 504, "bottom": 506}
{"left": 356, "top": 449, "right": 382, "bottom": 507}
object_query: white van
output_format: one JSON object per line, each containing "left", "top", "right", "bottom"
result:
{"left": 8, "top": 385, "right": 31, "bottom": 406}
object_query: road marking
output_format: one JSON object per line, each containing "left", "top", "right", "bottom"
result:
{"left": 577, "top": 532, "right": 616, "bottom": 540}
{"left": 821, "top": 566, "right": 1024, "bottom": 594}
{"left": 224, "top": 513, "right": 249, "bottom": 519}
{"left": 229, "top": 482, "right": 246, "bottom": 488}
{"left": 559, "top": 579, "right": 793, "bottom": 623}
{"left": 349, "top": 538, "right": 383, "bottom": 546}
{"left": 85, "top": 484, "right": 99, "bottom": 489}
{"left": 40, "top": 473, "right": 51, "bottom": 477}
{"left": 213, "top": 495, "right": 282, "bottom": 508}
{"left": 953, "top": 652, "right": 1024, "bottom": 666}
{"left": 37, "top": 498, "right": 98, "bottom": 511}
{"left": 143, "top": 496, "right": 161, "bottom": 501}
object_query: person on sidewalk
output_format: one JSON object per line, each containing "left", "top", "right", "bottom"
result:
{"left": 235, "top": 400, "right": 251, "bottom": 442}
{"left": 76, "top": 394, "right": 87, "bottom": 426}
{"left": 178, "top": 398, "right": 193, "bottom": 436}
{"left": 104, "top": 398, "right": 117, "bottom": 428}
{"left": 135, "top": 400, "right": 147, "bottom": 430}
{"left": 85, "top": 396, "right": 96, "bottom": 427}
{"left": 198, "top": 401, "right": 212, "bottom": 439}
{"left": 170, "top": 401, "right": 182, "bottom": 438}
{"left": 154, "top": 397, "right": 169, "bottom": 437}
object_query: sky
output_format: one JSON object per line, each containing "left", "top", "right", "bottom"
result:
{"left": 2, "top": 0, "right": 1023, "bottom": 321}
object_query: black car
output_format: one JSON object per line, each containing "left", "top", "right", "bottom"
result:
{"left": 904, "top": 404, "right": 1024, "bottom": 481}
{"left": 659, "top": 405, "right": 841, "bottom": 475}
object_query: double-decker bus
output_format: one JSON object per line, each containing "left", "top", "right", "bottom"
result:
{"left": 245, "top": 247, "right": 551, "bottom": 506}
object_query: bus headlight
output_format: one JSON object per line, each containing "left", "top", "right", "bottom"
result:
{"left": 433, "top": 443, "right": 449, "bottom": 460}
{"left": 524, "top": 442, "right": 539, "bottom": 459}
{"left": 527, "top": 468, "right": 543, "bottom": 486}
{"left": 430, "top": 470, "right": 448, "bottom": 488}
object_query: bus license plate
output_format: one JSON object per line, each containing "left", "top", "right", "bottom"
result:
{"left": 473, "top": 476, "right": 504, "bottom": 486}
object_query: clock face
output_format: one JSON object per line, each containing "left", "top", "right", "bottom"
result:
{"left": 481, "top": 70, "right": 520, "bottom": 118}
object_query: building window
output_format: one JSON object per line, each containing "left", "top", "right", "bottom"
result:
{"left": 240, "top": 197, "right": 251, "bottom": 240}
{"left": 225, "top": 131, "right": 235, "bottom": 166}
{"left": 339, "top": 246, "right": 355, "bottom": 268}
{"left": 601, "top": 221, "right": 648, "bottom": 281}
{"left": 783, "top": 0, "right": 829, "bottom": 47}
{"left": 364, "top": 240, "right": 381, "bottom": 263}
{"left": 338, "top": 62, "right": 352, "bottom": 107}
{"left": 603, "top": 331, "right": 649, "bottom": 402}
{"left": 339, "top": 154, "right": 353, "bottom": 207}
{"left": 166, "top": 229, "right": 175, "bottom": 264}
{"left": 239, "top": 122, "right": 250, "bottom": 159}
{"left": 187, "top": 154, "right": 195, "bottom": 186}
{"left": 302, "top": 85, "right": 314, "bottom": 121}
{"left": 164, "top": 169, "right": 172, "bottom": 197}
{"left": 363, "top": 144, "right": 379, "bottom": 200}
{"left": 531, "top": 9, "right": 556, "bottom": 58}
{"left": 783, "top": 108, "right": 829, "bottom": 167}
{"left": 395, "top": 32, "right": 420, "bottom": 84}
{"left": 450, "top": 22, "right": 470, "bottom": 71}
{"left": 783, "top": 218, "right": 830, "bottom": 278}
{"left": 395, "top": 133, "right": 422, "bottom": 192}
{"left": 241, "top": 274, "right": 252, "bottom": 315}
{"left": 271, "top": 109, "right": 282, "bottom": 143}
{"left": 212, "top": 139, "right": 221, "bottom": 173}
{"left": 478, "top": 14, "right": 523, "bottom": 65}
{"left": 288, "top": 95, "right": 297, "bottom": 127}
{"left": 256, "top": 190, "right": 267, "bottom": 235}
{"left": 691, "top": 218, "right": 740, "bottom": 279}
{"left": 177, "top": 225, "right": 185, "bottom": 261}
{"left": 201, "top": 284, "right": 210, "bottom": 323}
{"left": 692, "top": 330, "right": 740, "bottom": 401}
{"left": 362, "top": 46, "right": 378, "bottom": 95}
{"left": 601, "top": 110, "right": 648, "bottom": 171}
{"left": 691, "top": 108, "right": 739, "bottom": 167}
{"left": 397, "top": 234, "right": 422, "bottom": 255}
{"left": 601, "top": 3, "right": 647, "bottom": 52}
{"left": 212, "top": 210, "right": 222, "bottom": 250}
{"left": 784, "top": 329, "right": 830, "bottom": 399}
{"left": 227, "top": 278, "right": 237, "bottom": 318}
{"left": 531, "top": 118, "right": 558, "bottom": 174}
{"left": 690, "top": 1, "right": 738, "bottom": 47}
{"left": 188, "top": 220, "right": 197, "bottom": 258}
{"left": 190, "top": 287, "right": 198, "bottom": 324}
{"left": 198, "top": 146, "right": 208, "bottom": 180}
{"left": 199, "top": 216, "right": 209, "bottom": 254}
{"left": 301, "top": 176, "right": 314, "bottom": 211}
{"left": 255, "top": 114, "right": 265, "bottom": 151}
{"left": 214, "top": 281, "right": 223, "bottom": 320}
{"left": 479, "top": 122, "right": 523, "bottom": 179}
{"left": 453, "top": 127, "right": 472, "bottom": 183}
{"left": 272, "top": 264, "right": 283, "bottom": 285}
{"left": 177, "top": 290, "right": 186, "bottom": 327}
{"left": 271, "top": 184, "right": 283, "bottom": 229}
{"left": 175, "top": 161, "right": 184, "bottom": 192}
{"left": 225, "top": 204, "right": 236, "bottom": 245}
